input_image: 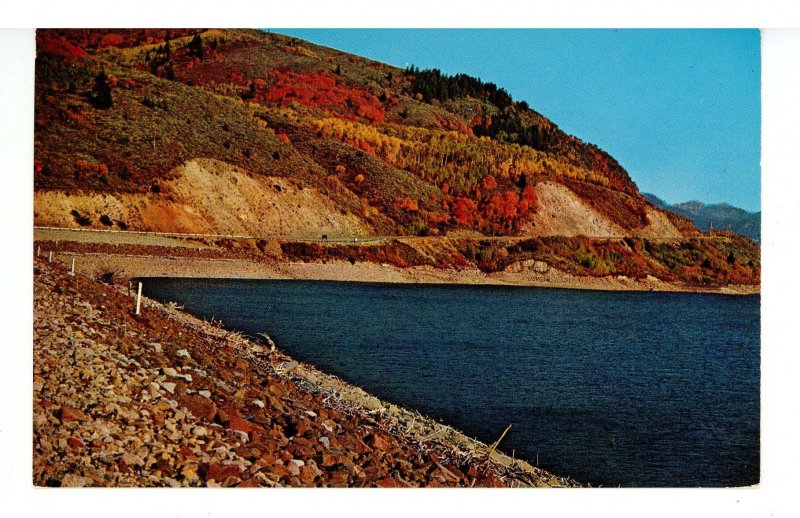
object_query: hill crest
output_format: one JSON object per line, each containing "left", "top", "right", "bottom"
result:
{"left": 34, "top": 28, "right": 683, "bottom": 239}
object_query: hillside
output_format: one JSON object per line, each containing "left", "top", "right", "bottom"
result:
{"left": 34, "top": 29, "right": 687, "bottom": 237}
{"left": 643, "top": 194, "right": 761, "bottom": 243}
{"left": 32, "top": 29, "right": 759, "bottom": 289}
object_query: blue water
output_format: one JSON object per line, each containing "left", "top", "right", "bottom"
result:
{"left": 143, "top": 279, "right": 760, "bottom": 487}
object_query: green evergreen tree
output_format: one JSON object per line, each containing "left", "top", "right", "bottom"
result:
{"left": 90, "top": 71, "right": 113, "bottom": 109}
{"left": 188, "top": 34, "right": 204, "bottom": 61}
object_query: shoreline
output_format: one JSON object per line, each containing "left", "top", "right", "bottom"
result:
{"left": 33, "top": 227, "right": 760, "bottom": 296}
{"left": 57, "top": 251, "right": 760, "bottom": 296}
{"left": 33, "top": 257, "right": 580, "bottom": 487}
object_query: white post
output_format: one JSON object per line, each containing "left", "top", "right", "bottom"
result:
{"left": 36, "top": 245, "right": 40, "bottom": 257}
{"left": 135, "top": 282, "right": 143, "bottom": 315}
{"left": 70, "top": 257, "right": 75, "bottom": 276}
{"left": 48, "top": 251, "right": 52, "bottom": 263}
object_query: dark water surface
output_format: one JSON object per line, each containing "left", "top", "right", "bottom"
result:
{"left": 143, "top": 278, "right": 760, "bottom": 487}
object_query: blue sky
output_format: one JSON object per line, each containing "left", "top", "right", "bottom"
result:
{"left": 271, "top": 29, "right": 761, "bottom": 212}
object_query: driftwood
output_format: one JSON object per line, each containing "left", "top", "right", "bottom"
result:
{"left": 487, "top": 424, "right": 512, "bottom": 457}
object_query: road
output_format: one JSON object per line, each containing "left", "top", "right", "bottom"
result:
{"left": 33, "top": 226, "right": 730, "bottom": 247}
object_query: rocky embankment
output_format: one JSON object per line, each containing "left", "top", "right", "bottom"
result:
{"left": 33, "top": 258, "right": 578, "bottom": 488}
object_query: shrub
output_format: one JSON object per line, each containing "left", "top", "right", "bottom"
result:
{"left": 70, "top": 209, "right": 92, "bottom": 226}
{"left": 98, "top": 270, "right": 118, "bottom": 284}
{"left": 406, "top": 218, "right": 429, "bottom": 236}
{"left": 476, "top": 247, "right": 494, "bottom": 262}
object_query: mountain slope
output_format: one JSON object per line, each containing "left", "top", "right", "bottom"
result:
{"left": 34, "top": 28, "right": 685, "bottom": 239}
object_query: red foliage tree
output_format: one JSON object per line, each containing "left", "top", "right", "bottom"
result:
{"left": 36, "top": 34, "right": 86, "bottom": 61}
{"left": 453, "top": 197, "right": 478, "bottom": 226}
{"left": 395, "top": 197, "right": 419, "bottom": 212}
{"left": 480, "top": 175, "right": 498, "bottom": 192}
{"left": 98, "top": 33, "right": 125, "bottom": 49}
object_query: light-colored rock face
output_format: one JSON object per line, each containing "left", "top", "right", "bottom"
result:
{"left": 635, "top": 207, "right": 684, "bottom": 239}
{"left": 34, "top": 158, "right": 371, "bottom": 238}
{"left": 518, "top": 181, "right": 682, "bottom": 238}
{"left": 520, "top": 181, "right": 627, "bottom": 237}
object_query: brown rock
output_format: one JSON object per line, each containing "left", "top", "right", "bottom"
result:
{"left": 376, "top": 476, "right": 399, "bottom": 488}
{"left": 266, "top": 398, "right": 285, "bottom": 414}
{"left": 286, "top": 443, "right": 316, "bottom": 459}
{"left": 151, "top": 409, "right": 165, "bottom": 428}
{"left": 299, "top": 461, "right": 322, "bottom": 486}
{"left": 237, "top": 445, "right": 266, "bottom": 460}
{"left": 362, "top": 462, "right": 385, "bottom": 481}
{"left": 294, "top": 418, "right": 312, "bottom": 437}
{"left": 156, "top": 457, "right": 173, "bottom": 476}
{"left": 364, "top": 432, "right": 392, "bottom": 451}
{"left": 434, "top": 462, "right": 462, "bottom": 483}
{"left": 279, "top": 450, "right": 293, "bottom": 462}
{"left": 59, "top": 406, "right": 88, "bottom": 423}
{"left": 291, "top": 436, "right": 313, "bottom": 447}
{"left": 227, "top": 415, "right": 257, "bottom": 434}
{"left": 268, "top": 384, "right": 285, "bottom": 399}
{"left": 320, "top": 419, "right": 338, "bottom": 433}
{"left": 338, "top": 434, "right": 371, "bottom": 454}
{"left": 256, "top": 453, "right": 279, "bottom": 468}
{"left": 269, "top": 464, "right": 292, "bottom": 479}
{"left": 216, "top": 406, "right": 230, "bottom": 423}
{"left": 202, "top": 462, "right": 243, "bottom": 482}
{"left": 287, "top": 459, "right": 304, "bottom": 476}
{"left": 177, "top": 445, "right": 196, "bottom": 462}
{"left": 238, "top": 476, "right": 263, "bottom": 488}
{"left": 60, "top": 474, "right": 88, "bottom": 487}
{"left": 476, "top": 475, "right": 505, "bottom": 488}
{"left": 321, "top": 453, "right": 346, "bottom": 468}
{"left": 179, "top": 394, "right": 218, "bottom": 422}
{"left": 250, "top": 411, "right": 271, "bottom": 426}
{"left": 328, "top": 469, "right": 350, "bottom": 487}
{"left": 66, "top": 437, "right": 84, "bottom": 449}
{"left": 118, "top": 453, "right": 144, "bottom": 472}
{"left": 173, "top": 380, "right": 189, "bottom": 396}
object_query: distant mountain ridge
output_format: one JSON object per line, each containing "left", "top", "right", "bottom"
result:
{"left": 643, "top": 193, "right": 760, "bottom": 242}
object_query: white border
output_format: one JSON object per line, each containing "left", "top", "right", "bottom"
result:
{"left": 3, "top": 2, "right": 800, "bottom": 517}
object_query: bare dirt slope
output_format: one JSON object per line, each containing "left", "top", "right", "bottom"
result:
{"left": 637, "top": 207, "right": 684, "bottom": 239}
{"left": 521, "top": 181, "right": 627, "bottom": 237}
{"left": 34, "top": 158, "right": 371, "bottom": 238}
{"left": 519, "top": 181, "right": 682, "bottom": 238}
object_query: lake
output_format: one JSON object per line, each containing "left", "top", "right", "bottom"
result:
{"left": 142, "top": 278, "right": 760, "bottom": 487}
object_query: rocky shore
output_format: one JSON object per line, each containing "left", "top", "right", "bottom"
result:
{"left": 33, "top": 257, "right": 579, "bottom": 488}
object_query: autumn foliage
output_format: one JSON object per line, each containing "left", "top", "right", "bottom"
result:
{"left": 36, "top": 33, "right": 87, "bottom": 61}
{"left": 263, "top": 69, "right": 385, "bottom": 124}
